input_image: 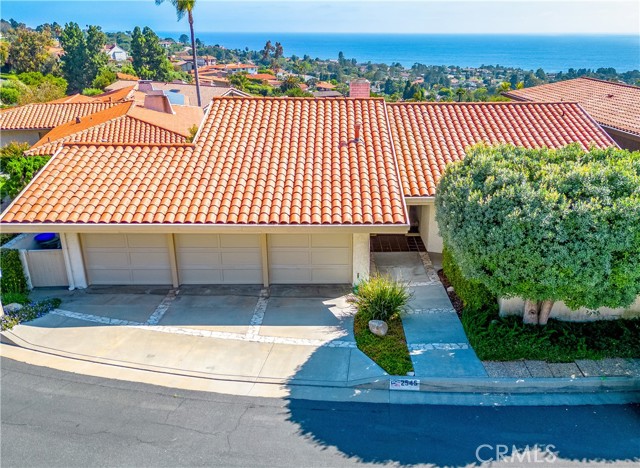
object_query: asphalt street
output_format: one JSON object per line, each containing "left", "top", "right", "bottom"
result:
{"left": 1, "top": 357, "right": 639, "bottom": 467}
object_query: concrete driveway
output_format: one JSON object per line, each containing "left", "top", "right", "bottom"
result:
{"left": 7, "top": 283, "right": 383, "bottom": 389}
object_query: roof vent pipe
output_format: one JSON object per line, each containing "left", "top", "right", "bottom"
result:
{"left": 75, "top": 116, "right": 81, "bottom": 124}
{"left": 355, "top": 121, "right": 362, "bottom": 142}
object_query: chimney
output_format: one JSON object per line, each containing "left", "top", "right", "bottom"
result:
{"left": 144, "top": 91, "right": 175, "bottom": 114}
{"left": 138, "top": 80, "right": 154, "bottom": 93}
{"left": 349, "top": 78, "right": 370, "bottom": 98}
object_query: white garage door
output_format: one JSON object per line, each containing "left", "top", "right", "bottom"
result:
{"left": 268, "top": 234, "right": 352, "bottom": 284}
{"left": 81, "top": 234, "right": 172, "bottom": 285}
{"left": 175, "top": 234, "right": 263, "bottom": 284}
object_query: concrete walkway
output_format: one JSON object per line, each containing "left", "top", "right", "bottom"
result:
{"left": 373, "top": 252, "right": 488, "bottom": 378}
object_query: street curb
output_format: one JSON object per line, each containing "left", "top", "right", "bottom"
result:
{"left": 2, "top": 331, "right": 639, "bottom": 406}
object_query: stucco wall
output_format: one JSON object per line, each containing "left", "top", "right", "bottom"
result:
{"left": 417, "top": 204, "right": 444, "bottom": 253}
{"left": 352, "top": 233, "right": 370, "bottom": 284}
{"left": 0, "top": 130, "right": 44, "bottom": 147}
{"left": 500, "top": 296, "right": 640, "bottom": 322}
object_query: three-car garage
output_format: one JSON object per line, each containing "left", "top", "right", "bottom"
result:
{"left": 80, "top": 232, "right": 356, "bottom": 286}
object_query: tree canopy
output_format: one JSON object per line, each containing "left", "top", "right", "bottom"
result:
{"left": 130, "top": 26, "right": 179, "bottom": 82}
{"left": 59, "top": 22, "right": 108, "bottom": 93}
{"left": 7, "top": 27, "right": 53, "bottom": 74}
{"left": 435, "top": 144, "right": 640, "bottom": 324}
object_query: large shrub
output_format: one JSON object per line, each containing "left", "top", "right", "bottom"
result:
{"left": 351, "top": 275, "right": 412, "bottom": 321}
{"left": 0, "top": 149, "right": 50, "bottom": 198}
{"left": 442, "top": 246, "right": 495, "bottom": 311}
{"left": 0, "top": 249, "right": 28, "bottom": 294}
{"left": 436, "top": 144, "right": 640, "bottom": 325}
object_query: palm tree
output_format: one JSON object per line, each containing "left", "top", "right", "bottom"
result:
{"left": 156, "top": 0, "right": 202, "bottom": 106}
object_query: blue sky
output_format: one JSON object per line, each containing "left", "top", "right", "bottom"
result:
{"left": 1, "top": 0, "right": 638, "bottom": 35}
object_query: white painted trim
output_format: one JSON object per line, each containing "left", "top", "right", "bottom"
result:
{"left": 260, "top": 234, "right": 269, "bottom": 287}
{"left": 405, "top": 196, "right": 435, "bottom": 205}
{"left": 0, "top": 223, "right": 410, "bottom": 234}
{"left": 167, "top": 234, "right": 179, "bottom": 288}
{"left": 59, "top": 233, "right": 76, "bottom": 290}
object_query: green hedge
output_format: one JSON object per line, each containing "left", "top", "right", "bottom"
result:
{"left": 0, "top": 249, "right": 28, "bottom": 294}
{"left": 442, "top": 246, "right": 495, "bottom": 311}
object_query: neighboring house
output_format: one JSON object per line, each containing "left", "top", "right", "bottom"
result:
{"left": 178, "top": 55, "right": 215, "bottom": 71}
{"left": 316, "top": 81, "right": 336, "bottom": 91}
{"left": 503, "top": 78, "right": 640, "bottom": 150}
{"left": 24, "top": 98, "right": 204, "bottom": 156}
{"left": 105, "top": 44, "right": 128, "bottom": 62}
{"left": 0, "top": 101, "right": 119, "bottom": 146}
{"left": 311, "top": 91, "right": 344, "bottom": 98}
{"left": 104, "top": 79, "right": 251, "bottom": 107}
{"left": 211, "top": 63, "right": 258, "bottom": 75}
{"left": 0, "top": 88, "right": 136, "bottom": 146}
{"left": 0, "top": 97, "right": 614, "bottom": 289}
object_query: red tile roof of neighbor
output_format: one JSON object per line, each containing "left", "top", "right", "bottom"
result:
{"left": 504, "top": 78, "right": 640, "bottom": 137}
{"left": 25, "top": 101, "right": 203, "bottom": 156}
{"left": 0, "top": 101, "right": 119, "bottom": 130}
{"left": 2, "top": 97, "right": 408, "bottom": 226}
{"left": 387, "top": 101, "right": 616, "bottom": 197}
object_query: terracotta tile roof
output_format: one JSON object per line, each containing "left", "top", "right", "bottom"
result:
{"left": 25, "top": 101, "right": 203, "bottom": 156}
{"left": 249, "top": 73, "right": 277, "bottom": 81}
{"left": 116, "top": 72, "right": 139, "bottom": 81}
{"left": 48, "top": 94, "right": 97, "bottom": 104}
{"left": 504, "top": 78, "right": 640, "bottom": 137}
{"left": 0, "top": 101, "right": 119, "bottom": 131}
{"left": 105, "top": 80, "right": 251, "bottom": 107}
{"left": 92, "top": 85, "right": 136, "bottom": 103}
{"left": 387, "top": 102, "right": 616, "bottom": 197}
{"left": 316, "top": 81, "right": 336, "bottom": 90}
{"left": 2, "top": 97, "right": 408, "bottom": 226}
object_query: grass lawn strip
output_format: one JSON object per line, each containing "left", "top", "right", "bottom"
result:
{"left": 354, "top": 312, "right": 414, "bottom": 375}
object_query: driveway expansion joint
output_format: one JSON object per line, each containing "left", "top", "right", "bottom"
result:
{"left": 145, "top": 288, "right": 180, "bottom": 325}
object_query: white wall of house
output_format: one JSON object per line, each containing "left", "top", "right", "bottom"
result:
{"left": 417, "top": 203, "right": 443, "bottom": 253}
{"left": 1, "top": 130, "right": 46, "bottom": 147}
{"left": 352, "top": 233, "right": 370, "bottom": 284}
{"left": 500, "top": 296, "right": 640, "bottom": 322}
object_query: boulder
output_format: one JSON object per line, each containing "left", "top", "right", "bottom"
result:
{"left": 368, "top": 319, "right": 388, "bottom": 337}
{"left": 446, "top": 286, "right": 454, "bottom": 293}
{"left": 3, "top": 303, "right": 24, "bottom": 314}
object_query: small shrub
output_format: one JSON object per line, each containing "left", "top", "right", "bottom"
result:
{"left": 81, "top": 88, "right": 103, "bottom": 96}
{"left": 1, "top": 298, "right": 61, "bottom": 331}
{"left": 0, "top": 87, "right": 20, "bottom": 104}
{"left": 351, "top": 275, "right": 412, "bottom": 321}
{"left": 442, "top": 246, "right": 495, "bottom": 311}
{"left": 1, "top": 292, "right": 30, "bottom": 305}
{"left": 0, "top": 249, "right": 28, "bottom": 294}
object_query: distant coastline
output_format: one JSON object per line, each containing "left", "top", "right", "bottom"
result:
{"left": 157, "top": 32, "right": 640, "bottom": 72}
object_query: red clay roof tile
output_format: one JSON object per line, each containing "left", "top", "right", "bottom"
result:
{"left": 387, "top": 101, "right": 615, "bottom": 197}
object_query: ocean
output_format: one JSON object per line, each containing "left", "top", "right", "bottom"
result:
{"left": 159, "top": 32, "right": 640, "bottom": 72}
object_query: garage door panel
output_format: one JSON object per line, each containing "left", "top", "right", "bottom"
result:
{"left": 269, "top": 234, "right": 309, "bottom": 248}
{"left": 83, "top": 251, "right": 130, "bottom": 268}
{"left": 83, "top": 234, "right": 127, "bottom": 249}
{"left": 269, "top": 250, "right": 310, "bottom": 265}
{"left": 179, "top": 251, "right": 223, "bottom": 267}
{"left": 310, "top": 249, "right": 350, "bottom": 265}
{"left": 175, "top": 234, "right": 263, "bottom": 285}
{"left": 130, "top": 252, "right": 171, "bottom": 267}
{"left": 220, "top": 251, "right": 261, "bottom": 265}
{"left": 89, "top": 269, "right": 132, "bottom": 285}
{"left": 268, "top": 234, "right": 352, "bottom": 284}
{"left": 127, "top": 234, "right": 168, "bottom": 248}
{"left": 311, "top": 234, "right": 351, "bottom": 248}
{"left": 82, "top": 234, "right": 171, "bottom": 285}
{"left": 132, "top": 269, "right": 172, "bottom": 284}
{"left": 312, "top": 268, "right": 351, "bottom": 284}
{"left": 179, "top": 269, "right": 223, "bottom": 284}
{"left": 220, "top": 235, "right": 260, "bottom": 248}
{"left": 270, "top": 268, "right": 312, "bottom": 284}
{"left": 222, "top": 269, "right": 263, "bottom": 283}
{"left": 175, "top": 234, "right": 220, "bottom": 249}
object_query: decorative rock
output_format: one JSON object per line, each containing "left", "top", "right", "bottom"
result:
{"left": 368, "top": 320, "right": 388, "bottom": 337}
{"left": 446, "top": 286, "right": 454, "bottom": 293}
{"left": 3, "top": 303, "right": 23, "bottom": 314}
